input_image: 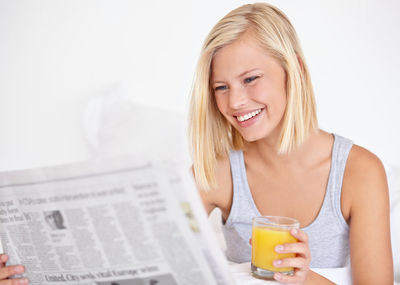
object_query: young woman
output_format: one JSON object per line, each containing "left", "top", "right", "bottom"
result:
{"left": 189, "top": 3, "right": 393, "bottom": 285}
{"left": 0, "top": 3, "right": 393, "bottom": 285}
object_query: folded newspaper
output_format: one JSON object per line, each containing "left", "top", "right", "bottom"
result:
{"left": 0, "top": 156, "right": 236, "bottom": 285}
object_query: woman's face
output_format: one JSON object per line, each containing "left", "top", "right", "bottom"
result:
{"left": 211, "top": 35, "right": 287, "bottom": 143}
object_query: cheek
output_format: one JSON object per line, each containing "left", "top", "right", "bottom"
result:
{"left": 252, "top": 82, "right": 286, "bottom": 109}
{"left": 214, "top": 94, "right": 227, "bottom": 114}
{"left": 214, "top": 94, "right": 235, "bottom": 124}
{"left": 269, "top": 95, "right": 286, "bottom": 120}
{"left": 250, "top": 83, "right": 271, "bottom": 103}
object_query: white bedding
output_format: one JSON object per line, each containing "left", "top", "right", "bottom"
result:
{"left": 229, "top": 262, "right": 352, "bottom": 284}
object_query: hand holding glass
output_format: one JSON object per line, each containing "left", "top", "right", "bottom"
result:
{"left": 251, "top": 216, "right": 299, "bottom": 280}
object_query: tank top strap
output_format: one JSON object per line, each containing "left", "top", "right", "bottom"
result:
{"left": 326, "top": 133, "right": 354, "bottom": 230}
{"left": 226, "top": 150, "right": 258, "bottom": 226}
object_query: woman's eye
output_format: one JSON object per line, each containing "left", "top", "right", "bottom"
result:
{"left": 244, "top": 76, "right": 259, "bottom": 84}
{"left": 215, "top": 85, "right": 228, "bottom": 91}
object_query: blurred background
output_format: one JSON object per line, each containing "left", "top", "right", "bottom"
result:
{"left": 1, "top": 0, "right": 399, "bottom": 171}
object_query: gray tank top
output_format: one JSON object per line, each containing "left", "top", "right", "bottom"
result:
{"left": 222, "top": 134, "right": 353, "bottom": 268}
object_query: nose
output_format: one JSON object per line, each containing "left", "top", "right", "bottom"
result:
{"left": 229, "top": 85, "right": 248, "bottom": 110}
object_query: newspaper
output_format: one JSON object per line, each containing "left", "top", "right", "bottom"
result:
{"left": 0, "top": 156, "right": 236, "bottom": 285}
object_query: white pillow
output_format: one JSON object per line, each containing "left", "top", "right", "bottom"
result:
{"left": 83, "top": 88, "right": 190, "bottom": 167}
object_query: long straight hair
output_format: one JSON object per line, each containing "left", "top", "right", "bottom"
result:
{"left": 189, "top": 3, "right": 318, "bottom": 190}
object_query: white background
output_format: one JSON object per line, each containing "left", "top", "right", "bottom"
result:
{"left": 0, "top": 0, "right": 399, "bottom": 171}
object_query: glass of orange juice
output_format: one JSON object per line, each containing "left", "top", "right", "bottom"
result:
{"left": 251, "top": 216, "right": 299, "bottom": 280}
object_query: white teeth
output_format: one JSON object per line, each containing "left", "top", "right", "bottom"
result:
{"left": 237, "top": 109, "right": 261, "bottom": 122}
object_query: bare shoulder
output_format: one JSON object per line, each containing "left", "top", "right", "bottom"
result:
{"left": 196, "top": 155, "right": 233, "bottom": 215}
{"left": 345, "top": 144, "right": 387, "bottom": 185}
{"left": 342, "top": 146, "right": 393, "bottom": 283}
{"left": 343, "top": 144, "right": 389, "bottom": 211}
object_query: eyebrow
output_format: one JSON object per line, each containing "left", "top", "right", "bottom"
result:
{"left": 238, "top": 68, "right": 259, "bottom": 78}
{"left": 212, "top": 68, "right": 261, "bottom": 85}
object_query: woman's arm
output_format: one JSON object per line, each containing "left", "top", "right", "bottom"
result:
{"left": 344, "top": 146, "right": 393, "bottom": 285}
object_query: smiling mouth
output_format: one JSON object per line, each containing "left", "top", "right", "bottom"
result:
{"left": 235, "top": 108, "right": 263, "bottom": 122}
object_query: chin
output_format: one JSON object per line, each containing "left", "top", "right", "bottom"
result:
{"left": 236, "top": 122, "right": 278, "bottom": 143}
{"left": 240, "top": 133, "right": 263, "bottom": 142}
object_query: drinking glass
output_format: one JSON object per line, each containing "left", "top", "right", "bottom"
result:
{"left": 251, "top": 216, "right": 299, "bottom": 280}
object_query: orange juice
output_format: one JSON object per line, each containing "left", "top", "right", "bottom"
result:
{"left": 251, "top": 226, "right": 298, "bottom": 272}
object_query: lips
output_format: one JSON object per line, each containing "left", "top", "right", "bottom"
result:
{"left": 235, "top": 108, "right": 262, "bottom": 122}
{"left": 233, "top": 108, "right": 264, "bottom": 127}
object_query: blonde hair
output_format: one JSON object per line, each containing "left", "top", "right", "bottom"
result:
{"left": 189, "top": 3, "right": 318, "bottom": 190}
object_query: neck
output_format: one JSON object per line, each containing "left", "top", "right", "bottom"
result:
{"left": 244, "top": 128, "right": 327, "bottom": 169}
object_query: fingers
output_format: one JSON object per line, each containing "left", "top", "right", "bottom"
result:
{"left": 290, "top": 228, "right": 308, "bottom": 243}
{"left": 0, "top": 265, "right": 24, "bottom": 280}
{"left": 0, "top": 255, "right": 30, "bottom": 284}
{"left": 274, "top": 269, "right": 308, "bottom": 284}
{"left": 275, "top": 241, "right": 308, "bottom": 257}
{"left": 275, "top": 229, "right": 310, "bottom": 257}
{"left": 0, "top": 264, "right": 29, "bottom": 284}
{"left": 0, "top": 255, "right": 8, "bottom": 268}
{"left": 0, "top": 278, "right": 29, "bottom": 285}
{"left": 249, "top": 238, "right": 252, "bottom": 246}
{"left": 273, "top": 257, "right": 307, "bottom": 269}
{"left": 272, "top": 229, "right": 311, "bottom": 284}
